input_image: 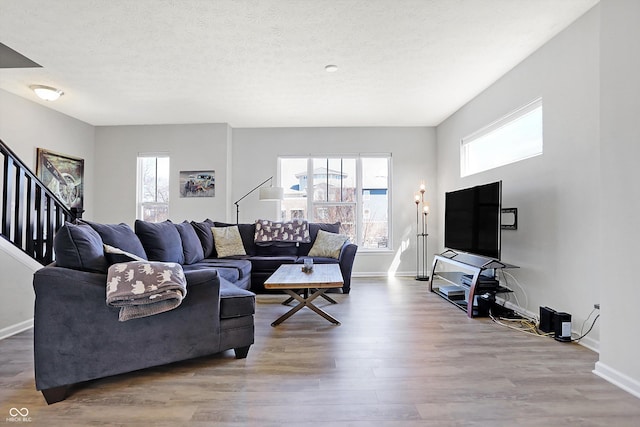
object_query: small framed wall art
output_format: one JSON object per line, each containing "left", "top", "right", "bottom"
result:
{"left": 179, "top": 170, "right": 215, "bottom": 198}
{"left": 36, "top": 148, "right": 84, "bottom": 209}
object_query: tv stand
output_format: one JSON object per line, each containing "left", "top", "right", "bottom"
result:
{"left": 428, "top": 251, "right": 517, "bottom": 318}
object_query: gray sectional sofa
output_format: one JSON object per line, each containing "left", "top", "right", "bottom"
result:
{"left": 33, "top": 218, "right": 356, "bottom": 404}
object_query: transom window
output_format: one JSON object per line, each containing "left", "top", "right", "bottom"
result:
{"left": 137, "top": 154, "right": 169, "bottom": 222}
{"left": 279, "top": 155, "right": 391, "bottom": 250}
{"left": 461, "top": 98, "right": 543, "bottom": 177}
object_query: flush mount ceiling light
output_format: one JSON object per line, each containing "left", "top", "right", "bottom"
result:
{"left": 324, "top": 64, "right": 338, "bottom": 73}
{"left": 30, "top": 85, "right": 64, "bottom": 101}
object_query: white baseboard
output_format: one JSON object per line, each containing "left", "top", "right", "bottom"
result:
{"left": 352, "top": 271, "right": 425, "bottom": 278}
{"left": 0, "top": 318, "right": 33, "bottom": 340}
{"left": 0, "top": 237, "right": 43, "bottom": 270}
{"left": 593, "top": 361, "right": 640, "bottom": 399}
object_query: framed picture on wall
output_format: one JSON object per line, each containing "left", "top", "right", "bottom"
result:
{"left": 179, "top": 170, "right": 215, "bottom": 198}
{"left": 36, "top": 148, "right": 84, "bottom": 209}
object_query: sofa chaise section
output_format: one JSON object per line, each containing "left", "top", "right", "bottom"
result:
{"left": 33, "top": 267, "right": 254, "bottom": 404}
{"left": 34, "top": 220, "right": 256, "bottom": 404}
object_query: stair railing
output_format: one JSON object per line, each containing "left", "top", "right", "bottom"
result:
{"left": 1, "top": 139, "right": 82, "bottom": 265}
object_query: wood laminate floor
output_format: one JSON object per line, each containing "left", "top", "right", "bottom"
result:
{"left": 1, "top": 277, "right": 639, "bottom": 426}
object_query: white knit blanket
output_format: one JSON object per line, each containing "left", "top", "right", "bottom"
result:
{"left": 106, "top": 261, "right": 187, "bottom": 321}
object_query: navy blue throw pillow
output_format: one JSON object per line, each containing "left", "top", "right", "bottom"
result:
{"left": 175, "top": 221, "right": 205, "bottom": 264}
{"left": 191, "top": 219, "right": 216, "bottom": 258}
{"left": 135, "top": 220, "right": 185, "bottom": 264}
{"left": 82, "top": 220, "right": 148, "bottom": 260}
{"left": 54, "top": 221, "right": 108, "bottom": 273}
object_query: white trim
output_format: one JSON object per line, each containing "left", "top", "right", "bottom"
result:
{"left": 460, "top": 97, "right": 543, "bottom": 177}
{"left": 593, "top": 361, "right": 640, "bottom": 399}
{"left": 352, "top": 271, "right": 416, "bottom": 278}
{"left": 0, "top": 318, "right": 33, "bottom": 340}
{"left": 0, "top": 237, "right": 43, "bottom": 270}
{"left": 137, "top": 151, "right": 170, "bottom": 157}
{"left": 461, "top": 97, "right": 543, "bottom": 143}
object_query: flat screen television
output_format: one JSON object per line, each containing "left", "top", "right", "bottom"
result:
{"left": 444, "top": 181, "right": 502, "bottom": 260}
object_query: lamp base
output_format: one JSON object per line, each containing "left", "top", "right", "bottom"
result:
{"left": 415, "top": 275, "right": 430, "bottom": 281}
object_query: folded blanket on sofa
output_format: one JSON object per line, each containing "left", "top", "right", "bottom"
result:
{"left": 254, "top": 219, "right": 310, "bottom": 243}
{"left": 106, "top": 261, "right": 187, "bottom": 321}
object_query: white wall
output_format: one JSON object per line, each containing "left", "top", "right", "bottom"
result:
{"left": 436, "top": 6, "right": 601, "bottom": 347}
{"left": 0, "top": 89, "right": 95, "bottom": 332}
{"left": 94, "top": 124, "right": 231, "bottom": 225}
{"left": 231, "top": 127, "right": 436, "bottom": 276}
{"left": 595, "top": 0, "right": 640, "bottom": 397}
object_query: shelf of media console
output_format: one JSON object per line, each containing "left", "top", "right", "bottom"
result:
{"left": 429, "top": 251, "right": 518, "bottom": 318}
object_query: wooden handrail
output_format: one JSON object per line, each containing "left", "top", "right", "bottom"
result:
{"left": 0, "top": 139, "right": 82, "bottom": 265}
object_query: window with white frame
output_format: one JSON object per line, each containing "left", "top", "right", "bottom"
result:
{"left": 461, "top": 98, "right": 543, "bottom": 177}
{"left": 137, "top": 154, "right": 170, "bottom": 222}
{"left": 279, "top": 155, "right": 391, "bottom": 250}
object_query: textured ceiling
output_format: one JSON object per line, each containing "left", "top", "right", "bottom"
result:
{"left": 0, "top": 0, "right": 598, "bottom": 127}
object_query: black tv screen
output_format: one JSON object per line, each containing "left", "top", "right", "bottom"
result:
{"left": 444, "top": 181, "right": 502, "bottom": 260}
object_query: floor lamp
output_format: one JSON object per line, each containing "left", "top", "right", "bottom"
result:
{"left": 234, "top": 176, "right": 284, "bottom": 224}
{"left": 415, "top": 182, "right": 429, "bottom": 281}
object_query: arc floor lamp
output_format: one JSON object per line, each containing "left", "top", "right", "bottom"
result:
{"left": 234, "top": 176, "right": 284, "bottom": 224}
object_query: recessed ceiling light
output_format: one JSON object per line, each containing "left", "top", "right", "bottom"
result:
{"left": 325, "top": 64, "right": 338, "bottom": 73}
{"left": 30, "top": 85, "right": 64, "bottom": 101}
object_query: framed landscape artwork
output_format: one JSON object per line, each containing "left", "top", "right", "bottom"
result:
{"left": 179, "top": 170, "right": 215, "bottom": 198}
{"left": 36, "top": 148, "right": 84, "bottom": 209}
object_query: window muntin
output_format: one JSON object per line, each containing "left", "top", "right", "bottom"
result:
{"left": 137, "top": 154, "right": 169, "bottom": 222}
{"left": 461, "top": 98, "right": 543, "bottom": 177}
{"left": 280, "top": 155, "right": 390, "bottom": 250}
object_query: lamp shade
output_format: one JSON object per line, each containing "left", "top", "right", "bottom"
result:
{"left": 259, "top": 186, "right": 284, "bottom": 200}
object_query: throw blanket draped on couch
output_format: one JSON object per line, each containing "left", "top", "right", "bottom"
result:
{"left": 106, "top": 261, "right": 187, "bottom": 321}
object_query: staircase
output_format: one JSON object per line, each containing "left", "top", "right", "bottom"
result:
{"left": 1, "top": 139, "right": 82, "bottom": 265}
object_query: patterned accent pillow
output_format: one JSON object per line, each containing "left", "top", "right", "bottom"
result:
{"left": 308, "top": 229, "right": 349, "bottom": 259}
{"left": 211, "top": 226, "right": 247, "bottom": 258}
{"left": 254, "top": 219, "right": 310, "bottom": 243}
